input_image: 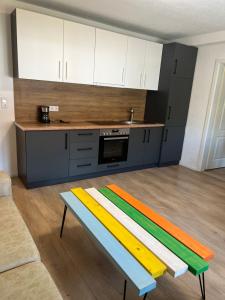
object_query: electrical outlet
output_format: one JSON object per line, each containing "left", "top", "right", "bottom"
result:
{"left": 0, "top": 97, "right": 8, "bottom": 109}
{"left": 49, "top": 106, "right": 59, "bottom": 112}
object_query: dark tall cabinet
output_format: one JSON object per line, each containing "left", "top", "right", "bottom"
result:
{"left": 145, "top": 43, "right": 198, "bottom": 166}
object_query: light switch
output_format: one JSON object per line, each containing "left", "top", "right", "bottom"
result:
{"left": 1, "top": 97, "right": 8, "bottom": 109}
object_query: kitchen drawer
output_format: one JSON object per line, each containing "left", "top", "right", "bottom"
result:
{"left": 69, "top": 158, "right": 97, "bottom": 176}
{"left": 97, "top": 161, "right": 127, "bottom": 171}
{"left": 70, "top": 130, "right": 99, "bottom": 143}
{"left": 70, "top": 142, "right": 98, "bottom": 159}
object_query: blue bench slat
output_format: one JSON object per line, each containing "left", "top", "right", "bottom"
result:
{"left": 60, "top": 192, "right": 156, "bottom": 296}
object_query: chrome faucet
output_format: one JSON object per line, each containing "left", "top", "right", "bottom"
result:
{"left": 129, "top": 107, "right": 134, "bottom": 123}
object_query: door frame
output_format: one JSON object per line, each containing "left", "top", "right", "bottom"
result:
{"left": 200, "top": 60, "right": 225, "bottom": 170}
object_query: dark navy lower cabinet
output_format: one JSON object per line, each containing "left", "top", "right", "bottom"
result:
{"left": 128, "top": 127, "right": 163, "bottom": 166}
{"left": 159, "top": 126, "right": 185, "bottom": 166}
{"left": 26, "top": 130, "right": 69, "bottom": 182}
{"left": 17, "top": 126, "right": 165, "bottom": 188}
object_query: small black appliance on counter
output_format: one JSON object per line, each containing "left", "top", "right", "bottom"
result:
{"left": 39, "top": 106, "right": 50, "bottom": 123}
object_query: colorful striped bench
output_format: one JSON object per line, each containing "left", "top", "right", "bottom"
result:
{"left": 59, "top": 184, "right": 214, "bottom": 299}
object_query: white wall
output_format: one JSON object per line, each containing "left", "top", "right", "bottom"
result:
{"left": 180, "top": 42, "right": 225, "bottom": 171}
{"left": 0, "top": 13, "right": 17, "bottom": 176}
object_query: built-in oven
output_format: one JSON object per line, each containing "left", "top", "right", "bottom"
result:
{"left": 98, "top": 128, "right": 130, "bottom": 164}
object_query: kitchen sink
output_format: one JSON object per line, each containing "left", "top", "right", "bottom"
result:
{"left": 120, "top": 120, "right": 144, "bottom": 125}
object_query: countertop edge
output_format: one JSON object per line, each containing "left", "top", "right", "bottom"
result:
{"left": 15, "top": 122, "right": 165, "bottom": 131}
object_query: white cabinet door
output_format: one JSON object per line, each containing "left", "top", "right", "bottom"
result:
{"left": 64, "top": 21, "right": 95, "bottom": 84}
{"left": 94, "top": 29, "right": 127, "bottom": 86}
{"left": 125, "top": 37, "right": 146, "bottom": 89}
{"left": 16, "top": 9, "right": 63, "bottom": 82}
{"left": 143, "top": 42, "right": 163, "bottom": 90}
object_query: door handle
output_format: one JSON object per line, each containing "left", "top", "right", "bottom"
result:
{"left": 65, "top": 133, "right": 68, "bottom": 150}
{"left": 144, "top": 72, "right": 147, "bottom": 88}
{"left": 78, "top": 133, "right": 93, "bottom": 136}
{"left": 77, "top": 163, "right": 92, "bottom": 168}
{"left": 143, "top": 129, "right": 146, "bottom": 143}
{"left": 122, "top": 68, "right": 125, "bottom": 83}
{"left": 65, "top": 61, "right": 68, "bottom": 80}
{"left": 147, "top": 129, "right": 151, "bottom": 143}
{"left": 58, "top": 61, "right": 61, "bottom": 79}
{"left": 168, "top": 106, "right": 172, "bottom": 120}
{"left": 77, "top": 147, "right": 93, "bottom": 151}
{"left": 173, "top": 59, "right": 178, "bottom": 75}
{"left": 164, "top": 129, "right": 168, "bottom": 142}
{"left": 140, "top": 72, "right": 143, "bottom": 87}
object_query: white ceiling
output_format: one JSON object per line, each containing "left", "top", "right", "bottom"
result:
{"left": 2, "top": 0, "right": 225, "bottom": 40}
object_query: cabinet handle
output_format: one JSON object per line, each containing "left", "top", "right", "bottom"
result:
{"left": 65, "top": 133, "right": 68, "bottom": 150}
{"left": 164, "top": 129, "right": 168, "bottom": 142}
{"left": 143, "top": 129, "right": 146, "bottom": 143}
{"left": 173, "top": 59, "right": 178, "bottom": 74}
{"left": 58, "top": 61, "right": 61, "bottom": 79}
{"left": 65, "top": 61, "right": 68, "bottom": 80}
{"left": 144, "top": 72, "right": 147, "bottom": 88}
{"left": 78, "top": 133, "right": 93, "bottom": 136}
{"left": 168, "top": 106, "right": 172, "bottom": 120}
{"left": 147, "top": 129, "right": 151, "bottom": 143}
{"left": 77, "top": 147, "right": 93, "bottom": 151}
{"left": 140, "top": 72, "right": 143, "bottom": 87}
{"left": 77, "top": 163, "right": 92, "bottom": 168}
{"left": 107, "top": 164, "right": 120, "bottom": 168}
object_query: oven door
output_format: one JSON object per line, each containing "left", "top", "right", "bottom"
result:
{"left": 99, "top": 136, "right": 129, "bottom": 164}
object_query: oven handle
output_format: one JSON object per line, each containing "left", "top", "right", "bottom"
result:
{"left": 103, "top": 137, "right": 129, "bottom": 141}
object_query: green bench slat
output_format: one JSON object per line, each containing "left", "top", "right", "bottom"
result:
{"left": 99, "top": 188, "right": 208, "bottom": 276}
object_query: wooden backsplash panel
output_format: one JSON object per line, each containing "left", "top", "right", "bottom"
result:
{"left": 14, "top": 79, "right": 147, "bottom": 122}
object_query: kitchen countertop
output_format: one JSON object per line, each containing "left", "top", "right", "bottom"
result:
{"left": 15, "top": 121, "right": 165, "bottom": 131}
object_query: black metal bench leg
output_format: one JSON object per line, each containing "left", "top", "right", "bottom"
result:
{"left": 198, "top": 273, "right": 206, "bottom": 299}
{"left": 60, "top": 205, "right": 67, "bottom": 238}
{"left": 123, "top": 279, "right": 127, "bottom": 300}
{"left": 143, "top": 292, "right": 148, "bottom": 300}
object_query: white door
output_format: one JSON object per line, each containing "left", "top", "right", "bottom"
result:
{"left": 143, "top": 42, "right": 163, "bottom": 90}
{"left": 16, "top": 9, "right": 63, "bottom": 82}
{"left": 94, "top": 29, "right": 127, "bottom": 86}
{"left": 207, "top": 67, "right": 225, "bottom": 169}
{"left": 125, "top": 37, "right": 146, "bottom": 89}
{"left": 63, "top": 21, "right": 95, "bottom": 84}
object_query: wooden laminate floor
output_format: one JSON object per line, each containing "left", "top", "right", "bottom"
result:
{"left": 12, "top": 166, "right": 225, "bottom": 300}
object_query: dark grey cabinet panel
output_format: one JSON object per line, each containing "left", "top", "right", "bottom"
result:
{"left": 142, "top": 127, "right": 163, "bottom": 164}
{"left": 166, "top": 77, "right": 193, "bottom": 127}
{"left": 70, "top": 142, "right": 98, "bottom": 160}
{"left": 173, "top": 44, "right": 198, "bottom": 79}
{"left": 128, "top": 128, "right": 146, "bottom": 165}
{"left": 155, "top": 43, "right": 197, "bottom": 81}
{"left": 159, "top": 127, "right": 185, "bottom": 165}
{"left": 145, "top": 43, "right": 197, "bottom": 166}
{"left": 26, "top": 131, "right": 69, "bottom": 182}
{"left": 69, "top": 158, "right": 97, "bottom": 176}
{"left": 70, "top": 130, "right": 99, "bottom": 143}
{"left": 128, "top": 127, "right": 162, "bottom": 166}
{"left": 97, "top": 161, "right": 128, "bottom": 171}
{"left": 145, "top": 43, "right": 197, "bottom": 126}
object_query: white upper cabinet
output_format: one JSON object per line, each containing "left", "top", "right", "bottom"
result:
{"left": 13, "top": 9, "right": 163, "bottom": 90}
{"left": 125, "top": 37, "right": 146, "bottom": 89}
{"left": 94, "top": 29, "right": 128, "bottom": 86}
{"left": 143, "top": 42, "right": 163, "bottom": 90}
{"left": 63, "top": 21, "right": 95, "bottom": 84}
{"left": 16, "top": 9, "right": 64, "bottom": 82}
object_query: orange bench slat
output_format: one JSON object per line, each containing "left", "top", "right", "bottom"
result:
{"left": 107, "top": 184, "right": 214, "bottom": 261}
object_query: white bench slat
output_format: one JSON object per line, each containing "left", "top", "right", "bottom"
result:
{"left": 86, "top": 188, "right": 188, "bottom": 278}
{"left": 60, "top": 191, "right": 156, "bottom": 296}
